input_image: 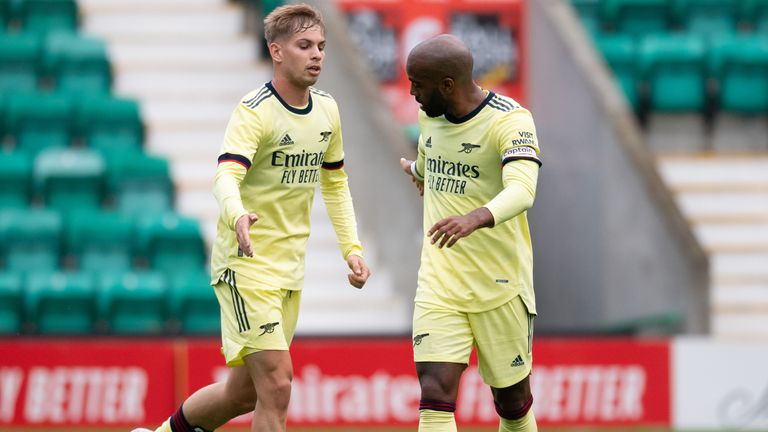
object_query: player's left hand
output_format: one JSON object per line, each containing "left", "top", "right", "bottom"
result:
{"left": 428, "top": 208, "right": 494, "bottom": 248}
{"left": 346, "top": 255, "right": 370, "bottom": 289}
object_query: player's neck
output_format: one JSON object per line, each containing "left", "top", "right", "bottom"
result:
{"left": 271, "top": 76, "right": 310, "bottom": 107}
{"left": 447, "top": 86, "right": 487, "bottom": 119}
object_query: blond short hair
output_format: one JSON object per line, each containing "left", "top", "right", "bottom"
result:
{"left": 264, "top": 3, "right": 325, "bottom": 44}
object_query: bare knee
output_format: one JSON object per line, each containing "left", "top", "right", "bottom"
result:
{"left": 417, "top": 362, "right": 465, "bottom": 402}
{"left": 244, "top": 350, "right": 294, "bottom": 413}
{"left": 492, "top": 376, "right": 533, "bottom": 420}
{"left": 230, "top": 387, "right": 257, "bottom": 414}
{"left": 419, "top": 374, "right": 454, "bottom": 401}
{"left": 263, "top": 375, "right": 292, "bottom": 411}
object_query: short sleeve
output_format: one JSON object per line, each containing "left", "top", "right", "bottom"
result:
{"left": 218, "top": 100, "right": 266, "bottom": 169}
{"left": 495, "top": 109, "right": 542, "bottom": 167}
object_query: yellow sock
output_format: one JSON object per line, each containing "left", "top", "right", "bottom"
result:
{"left": 155, "top": 418, "right": 172, "bottom": 432}
{"left": 418, "top": 409, "right": 457, "bottom": 432}
{"left": 498, "top": 409, "right": 537, "bottom": 432}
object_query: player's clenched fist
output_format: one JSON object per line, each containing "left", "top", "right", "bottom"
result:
{"left": 346, "top": 254, "right": 371, "bottom": 289}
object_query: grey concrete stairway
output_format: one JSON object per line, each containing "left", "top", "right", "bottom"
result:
{"left": 658, "top": 154, "right": 768, "bottom": 338}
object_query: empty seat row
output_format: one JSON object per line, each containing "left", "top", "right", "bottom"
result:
{"left": 0, "top": 92, "right": 141, "bottom": 154}
{"left": 0, "top": 208, "right": 206, "bottom": 273}
{"left": 0, "top": 269, "right": 219, "bottom": 335}
{"left": 573, "top": 0, "right": 768, "bottom": 36}
{"left": 0, "top": 149, "right": 173, "bottom": 212}
{"left": 0, "top": 32, "right": 111, "bottom": 96}
{"left": 1, "top": 0, "right": 78, "bottom": 36}
{"left": 597, "top": 32, "right": 768, "bottom": 113}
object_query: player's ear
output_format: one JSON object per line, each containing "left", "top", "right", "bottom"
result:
{"left": 269, "top": 42, "right": 282, "bottom": 62}
{"left": 440, "top": 77, "right": 454, "bottom": 95}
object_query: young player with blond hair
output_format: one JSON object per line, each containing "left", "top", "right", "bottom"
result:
{"left": 134, "top": 4, "right": 370, "bottom": 432}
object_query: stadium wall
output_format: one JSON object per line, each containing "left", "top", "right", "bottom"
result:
{"left": 527, "top": 0, "right": 709, "bottom": 334}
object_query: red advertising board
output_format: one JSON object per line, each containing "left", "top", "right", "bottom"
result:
{"left": 0, "top": 339, "right": 176, "bottom": 428}
{"left": 183, "top": 337, "right": 670, "bottom": 428}
{"left": 184, "top": 338, "right": 420, "bottom": 427}
{"left": 335, "top": 0, "right": 528, "bottom": 124}
{"left": 532, "top": 339, "right": 670, "bottom": 427}
{"left": 0, "top": 337, "right": 669, "bottom": 428}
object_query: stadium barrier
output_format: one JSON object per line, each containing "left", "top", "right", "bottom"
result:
{"left": 4, "top": 337, "right": 765, "bottom": 429}
{"left": 0, "top": 337, "right": 671, "bottom": 429}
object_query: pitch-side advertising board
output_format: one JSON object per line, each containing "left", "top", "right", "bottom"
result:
{"left": 0, "top": 337, "right": 669, "bottom": 428}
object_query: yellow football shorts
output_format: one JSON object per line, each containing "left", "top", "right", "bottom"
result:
{"left": 213, "top": 269, "right": 301, "bottom": 367}
{"left": 412, "top": 295, "right": 535, "bottom": 389}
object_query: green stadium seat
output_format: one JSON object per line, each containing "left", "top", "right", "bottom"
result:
{"left": 0, "top": 0, "right": 10, "bottom": 29}
{"left": 0, "top": 34, "right": 41, "bottom": 94}
{"left": 105, "top": 153, "right": 174, "bottom": 214}
{"left": 0, "top": 272, "right": 23, "bottom": 334}
{"left": 0, "top": 208, "right": 61, "bottom": 271}
{"left": 136, "top": 213, "right": 206, "bottom": 274}
{"left": 76, "top": 96, "right": 144, "bottom": 155}
{"left": 640, "top": 33, "right": 707, "bottom": 111}
{"left": 571, "top": 0, "right": 602, "bottom": 34}
{"left": 20, "top": 0, "right": 78, "bottom": 36}
{"left": 601, "top": 311, "right": 683, "bottom": 335}
{"left": 595, "top": 33, "right": 640, "bottom": 109}
{"left": 25, "top": 271, "right": 95, "bottom": 334}
{"left": 34, "top": 147, "right": 105, "bottom": 211}
{"left": 744, "top": 0, "right": 768, "bottom": 32}
{"left": 404, "top": 123, "right": 420, "bottom": 145}
{"left": 711, "top": 35, "right": 768, "bottom": 113}
{"left": 0, "top": 152, "right": 33, "bottom": 209}
{"left": 673, "top": 0, "right": 741, "bottom": 35}
{"left": 96, "top": 270, "right": 167, "bottom": 334}
{"left": 5, "top": 91, "right": 72, "bottom": 154}
{"left": 602, "top": 0, "right": 671, "bottom": 36}
{"left": 66, "top": 210, "right": 134, "bottom": 272}
{"left": 44, "top": 34, "right": 111, "bottom": 95}
{"left": 169, "top": 270, "right": 218, "bottom": 335}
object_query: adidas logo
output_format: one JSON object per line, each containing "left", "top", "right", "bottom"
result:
{"left": 425, "top": 137, "right": 432, "bottom": 148}
{"left": 280, "top": 134, "right": 295, "bottom": 146}
{"left": 511, "top": 355, "right": 525, "bottom": 367}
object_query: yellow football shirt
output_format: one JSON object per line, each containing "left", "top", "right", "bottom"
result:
{"left": 413, "top": 91, "right": 541, "bottom": 313}
{"left": 211, "top": 82, "right": 363, "bottom": 291}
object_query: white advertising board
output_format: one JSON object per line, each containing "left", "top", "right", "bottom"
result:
{"left": 674, "top": 337, "right": 768, "bottom": 430}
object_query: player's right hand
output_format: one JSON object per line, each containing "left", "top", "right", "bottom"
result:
{"left": 346, "top": 254, "right": 370, "bottom": 289}
{"left": 235, "top": 213, "right": 259, "bottom": 257}
{"left": 399, "top": 158, "right": 424, "bottom": 196}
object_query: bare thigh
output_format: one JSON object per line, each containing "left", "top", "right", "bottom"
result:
{"left": 416, "top": 361, "right": 467, "bottom": 402}
{"left": 225, "top": 364, "right": 258, "bottom": 407}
